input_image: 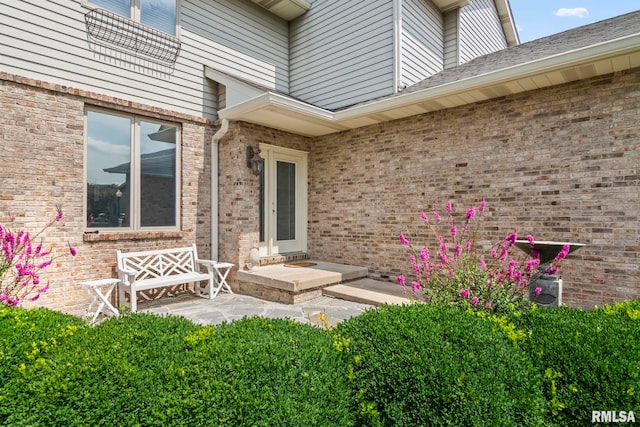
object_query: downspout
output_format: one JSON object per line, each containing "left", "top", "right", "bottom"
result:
{"left": 393, "top": 0, "right": 403, "bottom": 92}
{"left": 211, "top": 118, "right": 229, "bottom": 261}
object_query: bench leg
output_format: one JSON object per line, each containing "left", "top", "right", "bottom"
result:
{"left": 130, "top": 290, "right": 138, "bottom": 313}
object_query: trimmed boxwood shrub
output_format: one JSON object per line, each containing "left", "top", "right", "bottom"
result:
{"left": 506, "top": 302, "right": 640, "bottom": 426}
{"left": 0, "top": 312, "right": 354, "bottom": 426}
{"left": 335, "top": 303, "right": 546, "bottom": 426}
{"left": 0, "top": 306, "right": 86, "bottom": 388}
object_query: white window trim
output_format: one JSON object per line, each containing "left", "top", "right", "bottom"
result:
{"left": 84, "top": 107, "right": 182, "bottom": 232}
{"left": 81, "top": 0, "right": 181, "bottom": 38}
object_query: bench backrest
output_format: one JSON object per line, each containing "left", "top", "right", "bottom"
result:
{"left": 116, "top": 245, "right": 199, "bottom": 281}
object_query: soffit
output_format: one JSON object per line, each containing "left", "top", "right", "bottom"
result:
{"left": 432, "top": 0, "right": 469, "bottom": 12}
{"left": 249, "top": 0, "right": 311, "bottom": 20}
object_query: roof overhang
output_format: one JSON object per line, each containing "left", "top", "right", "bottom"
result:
{"left": 218, "top": 32, "right": 640, "bottom": 137}
{"left": 250, "top": 0, "right": 311, "bottom": 20}
{"left": 432, "top": 0, "right": 469, "bottom": 12}
{"left": 494, "top": 0, "right": 519, "bottom": 46}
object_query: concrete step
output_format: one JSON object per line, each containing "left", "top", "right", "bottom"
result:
{"left": 323, "top": 278, "right": 411, "bottom": 307}
{"left": 236, "top": 260, "right": 369, "bottom": 304}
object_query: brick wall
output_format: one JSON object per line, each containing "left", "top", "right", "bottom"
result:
{"left": 2, "top": 67, "right": 639, "bottom": 313}
{"left": 217, "top": 122, "right": 311, "bottom": 279}
{"left": 307, "top": 69, "right": 640, "bottom": 308}
{"left": 0, "top": 74, "right": 213, "bottom": 315}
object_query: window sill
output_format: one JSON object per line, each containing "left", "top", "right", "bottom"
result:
{"left": 83, "top": 230, "right": 182, "bottom": 242}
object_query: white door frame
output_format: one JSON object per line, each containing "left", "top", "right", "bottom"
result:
{"left": 259, "top": 144, "right": 308, "bottom": 256}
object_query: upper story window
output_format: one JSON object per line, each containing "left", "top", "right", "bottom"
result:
{"left": 86, "top": 0, "right": 178, "bottom": 36}
{"left": 85, "top": 109, "right": 181, "bottom": 231}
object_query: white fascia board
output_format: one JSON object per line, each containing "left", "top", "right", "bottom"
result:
{"left": 219, "top": 92, "right": 333, "bottom": 121}
{"left": 494, "top": 0, "right": 519, "bottom": 46}
{"left": 204, "top": 66, "right": 268, "bottom": 106}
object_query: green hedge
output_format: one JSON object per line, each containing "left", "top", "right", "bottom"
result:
{"left": 335, "top": 303, "right": 546, "bottom": 426}
{"left": 0, "top": 312, "right": 354, "bottom": 426}
{"left": 507, "top": 302, "right": 640, "bottom": 426}
{"left": 0, "top": 306, "right": 86, "bottom": 388}
{"left": 2, "top": 300, "right": 639, "bottom": 426}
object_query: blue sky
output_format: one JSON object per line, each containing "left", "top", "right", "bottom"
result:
{"left": 509, "top": 1, "right": 640, "bottom": 43}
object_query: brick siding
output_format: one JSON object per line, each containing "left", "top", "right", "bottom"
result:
{"left": 307, "top": 69, "right": 640, "bottom": 308}
{"left": 0, "top": 74, "right": 212, "bottom": 315}
{"left": 2, "top": 67, "right": 639, "bottom": 313}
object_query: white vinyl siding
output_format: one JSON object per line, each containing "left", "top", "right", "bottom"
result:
{"left": 0, "top": 0, "right": 288, "bottom": 120}
{"left": 443, "top": 9, "right": 459, "bottom": 69}
{"left": 289, "top": 0, "right": 395, "bottom": 110}
{"left": 401, "top": 0, "right": 443, "bottom": 88}
{"left": 459, "top": 0, "right": 507, "bottom": 64}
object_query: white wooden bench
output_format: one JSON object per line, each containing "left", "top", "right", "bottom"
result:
{"left": 116, "top": 244, "right": 234, "bottom": 312}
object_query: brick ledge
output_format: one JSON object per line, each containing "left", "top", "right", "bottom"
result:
{"left": 83, "top": 231, "right": 183, "bottom": 242}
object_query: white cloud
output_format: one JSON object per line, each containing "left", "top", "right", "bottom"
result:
{"left": 516, "top": 23, "right": 524, "bottom": 33}
{"left": 554, "top": 7, "right": 589, "bottom": 18}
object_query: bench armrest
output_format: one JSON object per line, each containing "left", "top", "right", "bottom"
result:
{"left": 118, "top": 267, "right": 137, "bottom": 282}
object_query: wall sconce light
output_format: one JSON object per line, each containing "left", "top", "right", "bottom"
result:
{"left": 247, "top": 146, "right": 265, "bottom": 176}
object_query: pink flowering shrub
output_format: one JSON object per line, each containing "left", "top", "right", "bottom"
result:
{"left": 397, "top": 200, "right": 569, "bottom": 312}
{"left": 0, "top": 207, "right": 77, "bottom": 306}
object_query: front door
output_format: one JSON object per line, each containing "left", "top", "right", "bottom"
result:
{"left": 259, "top": 144, "right": 308, "bottom": 256}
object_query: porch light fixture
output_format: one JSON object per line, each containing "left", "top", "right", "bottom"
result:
{"left": 247, "top": 146, "right": 264, "bottom": 176}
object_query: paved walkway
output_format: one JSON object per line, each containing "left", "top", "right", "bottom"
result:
{"left": 138, "top": 292, "right": 373, "bottom": 328}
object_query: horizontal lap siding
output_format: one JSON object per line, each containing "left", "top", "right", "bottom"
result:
{"left": 181, "top": 0, "right": 289, "bottom": 94}
{"left": 459, "top": 0, "right": 507, "bottom": 64}
{"left": 0, "top": 0, "right": 289, "bottom": 120}
{"left": 401, "top": 0, "right": 443, "bottom": 88}
{"left": 289, "top": 0, "right": 395, "bottom": 110}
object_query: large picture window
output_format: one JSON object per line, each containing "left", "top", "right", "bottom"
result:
{"left": 85, "top": 0, "right": 178, "bottom": 36}
{"left": 85, "top": 109, "right": 180, "bottom": 230}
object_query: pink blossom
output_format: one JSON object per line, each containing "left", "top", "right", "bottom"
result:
{"left": 54, "top": 209, "right": 63, "bottom": 222}
{"left": 455, "top": 244, "right": 462, "bottom": 257}
{"left": 525, "top": 258, "right": 540, "bottom": 272}
{"left": 398, "top": 233, "right": 410, "bottom": 246}
{"left": 450, "top": 225, "right": 457, "bottom": 239}
{"left": 397, "top": 275, "right": 406, "bottom": 288}
{"left": 466, "top": 206, "right": 476, "bottom": 220}
{"left": 420, "top": 247, "right": 429, "bottom": 264}
{"left": 411, "top": 281, "right": 422, "bottom": 295}
{"left": 485, "top": 301, "right": 492, "bottom": 309}
{"left": 69, "top": 246, "right": 77, "bottom": 257}
{"left": 445, "top": 200, "right": 453, "bottom": 214}
{"left": 554, "top": 244, "right": 570, "bottom": 262}
{"left": 479, "top": 258, "right": 487, "bottom": 269}
{"left": 439, "top": 252, "right": 450, "bottom": 265}
{"left": 505, "top": 232, "right": 518, "bottom": 244}
{"left": 420, "top": 212, "right": 428, "bottom": 222}
{"left": 471, "top": 297, "right": 479, "bottom": 307}
{"left": 527, "top": 234, "right": 535, "bottom": 246}
{"left": 479, "top": 200, "right": 486, "bottom": 212}
{"left": 460, "top": 289, "right": 470, "bottom": 298}
{"left": 534, "top": 286, "right": 542, "bottom": 297}
{"left": 432, "top": 205, "right": 442, "bottom": 224}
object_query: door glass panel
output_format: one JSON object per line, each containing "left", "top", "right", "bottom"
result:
{"left": 276, "top": 161, "right": 295, "bottom": 241}
{"left": 139, "top": 121, "right": 177, "bottom": 227}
